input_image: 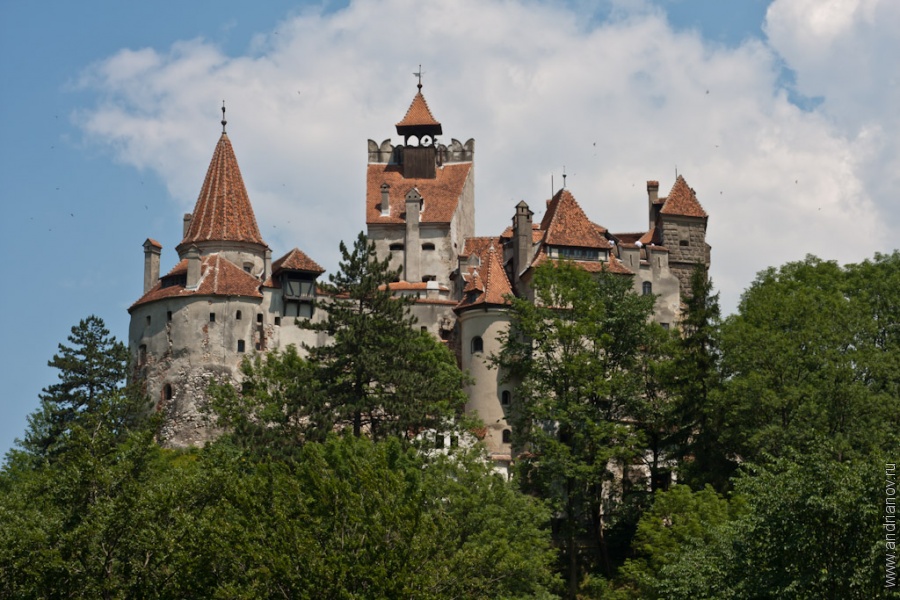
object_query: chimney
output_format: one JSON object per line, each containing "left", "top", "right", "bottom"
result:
{"left": 142, "top": 238, "right": 162, "bottom": 293}
{"left": 380, "top": 183, "right": 391, "bottom": 216}
{"left": 263, "top": 248, "right": 272, "bottom": 281}
{"left": 183, "top": 213, "right": 193, "bottom": 238}
{"left": 186, "top": 245, "right": 201, "bottom": 289}
{"left": 404, "top": 188, "right": 422, "bottom": 282}
{"left": 513, "top": 201, "right": 533, "bottom": 282}
{"left": 647, "top": 181, "right": 660, "bottom": 230}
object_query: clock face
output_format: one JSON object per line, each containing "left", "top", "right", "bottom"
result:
{"left": 420, "top": 134, "right": 433, "bottom": 147}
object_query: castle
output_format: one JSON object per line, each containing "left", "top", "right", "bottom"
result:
{"left": 129, "top": 82, "right": 710, "bottom": 466}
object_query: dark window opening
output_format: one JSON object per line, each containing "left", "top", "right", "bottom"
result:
{"left": 274, "top": 317, "right": 281, "bottom": 326}
{"left": 502, "top": 429, "right": 512, "bottom": 444}
{"left": 471, "top": 336, "right": 484, "bottom": 354}
{"left": 661, "top": 322, "right": 670, "bottom": 330}
{"left": 680, "top": 240, "right": 689, "bottom": 247}
{"left": 450, "top": 436, "right": 459, "bottom": 448}
{"left": 436, "top": 434, "right": 445, "bottom": 449}
{"left": 257, "top": 313, "right": 263, "bottom": 324}
{"left": 138, "top": 344, "right": 147, "bottom": 366}
{"left": 209, "top": 313, "right": 216, "bottom": 323}
{"left": 422, "top": 275, "right": 436, "bottom": 282}
{"left": 163, "top": 384, "right": 173, "bottom": 401}
{"left": 243, "top": 262, "right": 253, "bottom": 273}
{"left": 167, "top": 311, "right": 172, "bottom": 322}
{"left": 501, "top": 390, "right": 511, "bottom": 406}
{"left": 145, "top": 315, "right": 151, "bottom": 326}
{"left": 642, "top": 281, "right": 652, "bottom": 296}
{"left": 421, "top": 326, "right": 427, "bottom": 332}
{"left": 236, "top": 310, "right": 242, "bottom": 320}
{"left": 389, "top": 243, "right": 404, "bottom": 251}
{"left": 422, "top": 243, "right": 435, "bottom": 251}
{"left": 237, "top": 340, "right": 245, "bottom": 353}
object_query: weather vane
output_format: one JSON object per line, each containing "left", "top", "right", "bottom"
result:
{"left": 221, "top": 100, "right": 227, "bottom": 133}
{"left": 413, "top": 65, "right": 425, "bottom": 89}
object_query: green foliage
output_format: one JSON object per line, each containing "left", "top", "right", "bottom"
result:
{"left": 496, "top": 261, "right": 656, "bottom": 593}
{"left": 16, "top": 315, "right": 146, "bottom": 462}
{"left": 717, "top": 254, "right": 900, "bottom": 464}
{"left": 646, "top": 453, "right": 887, "bottom": 599}
{"left": 298, "top": 232, "right": 469, "bottom": 440}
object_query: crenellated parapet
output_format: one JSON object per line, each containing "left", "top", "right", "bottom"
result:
{"left": 367, "top": 138, "right": 474, "bottom": 164}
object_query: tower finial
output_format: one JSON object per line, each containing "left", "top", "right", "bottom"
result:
{"left": 562, "top": 165, "right": 567, "bottom": 189}
{"left": 221, "top": 100, "right": 227, "bottom": 133}
{"left": 413, "top": 64, "right": 424, "bottom": 90}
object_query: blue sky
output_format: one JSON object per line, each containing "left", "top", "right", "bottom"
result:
{"left": 2, "top": 0, "right": 898, "bottom": 459}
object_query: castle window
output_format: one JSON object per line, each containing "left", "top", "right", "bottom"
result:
{"left": 642, "top": 282, "right": 652, "bottom": 296}
{"left": 422, "top": 242, "right": 435, "bottom": 251}
{"left": 680, "top": 240, "right": 689, "bottom": 247}
{"left": 421, "top": 326, "right": 428, "bottom": 333}
{"left": 422, "top": 275, "right": 436, "bottom": 282}
{"left": 661, "top": 323, "right": 670, "bottom": 330}
{"left": 209, "top": 313, "right": 216, "bottom": 323}
{"left": 243, "top": 262, "right": 253, "bottom": 273}
{"left": 502, "top": 429, "right": 512, "bottom": 444}
{"left": 167, "top": 311, "right": 172, "bottom": 322}
{"left": 501, "top": 390, "right": 511, "bottom": 406}
{"left": 236, "top": 310, "right": 242, "bottom": 320}
{"left": 257, "top": 313, "right": 263, "bottom": 324}
{"left": 436, "top": 434, "right": 445, "bottom": 449}
{"left": 471, "top": 336, "right": 483, "bottom": 354}
{"left": 389, "top": 243, "right": 404, "bottom": 251}
{"left": 163, "top": 384, "right": 173, "bottom": 401}
{"left": 146, "top": 315, "right": 151, "bottom": 326}
{"left": 237, "top": 340, "right": 245, "bottom": 353}
{"left": 450, "top": 435, "right": 459, "bottom": 448}
{"left": 138, "top": 344, "right": 147, "bottom": 366}
{"left": 274, "top": 317, "right": 281, "bottom": 326}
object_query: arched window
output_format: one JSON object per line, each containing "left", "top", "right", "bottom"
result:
{"left": 501, "top": 390, "right": 511, "bottom": 406}
{"left": 642, "top": 281, "right": 653, "bottom": 296}
{"left": 502, "top": 429, "right": 512, "bottom": 444}
{"left": 471, "top": 336, "right": 484, "bottom": 354}
{"left": 163, "top": 384, "right": 173, "bottom": 401}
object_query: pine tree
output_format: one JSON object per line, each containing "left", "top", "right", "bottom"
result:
{"left": 301, "top": 232, "right": 467, "bottom": 441}
{"left": 18, "top": 315, "right": 142, "bottom": 460}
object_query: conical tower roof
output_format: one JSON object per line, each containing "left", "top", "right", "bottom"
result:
{"left": 660, "top": 175, "right": 707, "bottom": 218}
{"left": 396, "top": 86, "right": 442, "bottom": 137}
{"left": 178, "top": 132, "right": 266, "bottom": 252}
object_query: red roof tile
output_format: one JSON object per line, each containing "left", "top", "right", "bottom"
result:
{"left": 660, "top": 175, "right": 707, "bottom": 218}
{"left": 130, "top": 254, "right": 263, "bottom": 310}
{"left": 178, "top": 133, "right": 266, "bottom": 251}
{"left": 539, "top": 189, "right": 612, "bottom": 249}
{"left": 456, "top": 244, "right": 513, "bottom": 311}
{"left": 396, "top": 90, "right": 442, "bottom": 129}
{"left": 366, "top": 162, "right": 472, "bottom": 225}
{"left": 380, "top": 281, "right": 449, "bottom": 292}
{"left": 272, "top": 248, "right": 325, "bottom": 274}
{"left": 144, "top": 238, "right": 162, "bottom": 249}
{"left": 530, "top": 246, "right": 634, "bottom": 275}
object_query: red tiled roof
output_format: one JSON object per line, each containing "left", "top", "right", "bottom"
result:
{"left": 396, "top": 91, "right": 442, "bottom": 129}
{"left": 380, "top": 281, "right": 449, "bottom": 292}
{"left": 456, "top": 244, "right": 513, "bottom": 311}
{"left": 130, "top": 254, "right": 263, "bottom": 310}
{"left": 366, "top": 162, "right": 472, "bottom": 225}
{"left": 540, "top": 189, "right": 612, "bottom": 249}
{"left": 272, "top": 248, "right": 325, "bottom": 274}
{"left": 530, "top": 247, "right": 634, "bottom": 275}
{"left": 144, "top": 238, "right": 162, "bottom": 249}
{"left": 660, "top": 175, "right": 707, "bottom": 218}
{"left": 178, "top": 133, "right": 266, "bottom": 251}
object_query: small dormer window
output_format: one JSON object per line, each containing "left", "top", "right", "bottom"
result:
{"left": 243, "top": 262, "right": 253, "bottom": 273}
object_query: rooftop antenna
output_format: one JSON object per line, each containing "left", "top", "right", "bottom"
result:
{"left": 562, "top": 166, "right": 567, "bottom": 189}
{"left": 221, "top": 100, "right": 227, "bottom": 133}
{"left": 413, "top": 65, "right": 425, "bottom": 90}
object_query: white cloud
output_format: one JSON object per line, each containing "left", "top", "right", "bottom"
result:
{"left": 76, "top": 0, "right": 896, "bottom": 313}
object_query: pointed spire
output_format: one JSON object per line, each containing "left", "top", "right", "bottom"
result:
{"left": 396, "top": 75, "right": 442, "bottom": 134}
{"left": 221, "top": 100, "right": 227, "bottom": 133}
{"left": 540, "top": 189, "right": 610, "bottom": 249}
{"left": 660, "top": 175, "right": 708, "bottom": 218}
{"left": 177, "top": 122, "right": 266, "bottom": 253}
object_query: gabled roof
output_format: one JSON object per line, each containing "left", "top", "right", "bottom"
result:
{"left": 178, "top": 133, "right": 266, "bottom": 251}
{"left": 396, "top": 90, "right": 442, "bottom": 131}
{"left": 130, "top": 253, "right": 263, "bottom": 311}
{"left": 366, "top": 162, "right": 472, "bottom": 225}
{"left": 272, "top": 248, "right": 325, "bottom": 275}
{"left": 660, "top": 175, "right": 707, "bottom": 218}
{"left": 456, "top": 243, "right": 513, "bottom": 311}
{"left": 540, "top": 189, "right": 612, "bottom": 249}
